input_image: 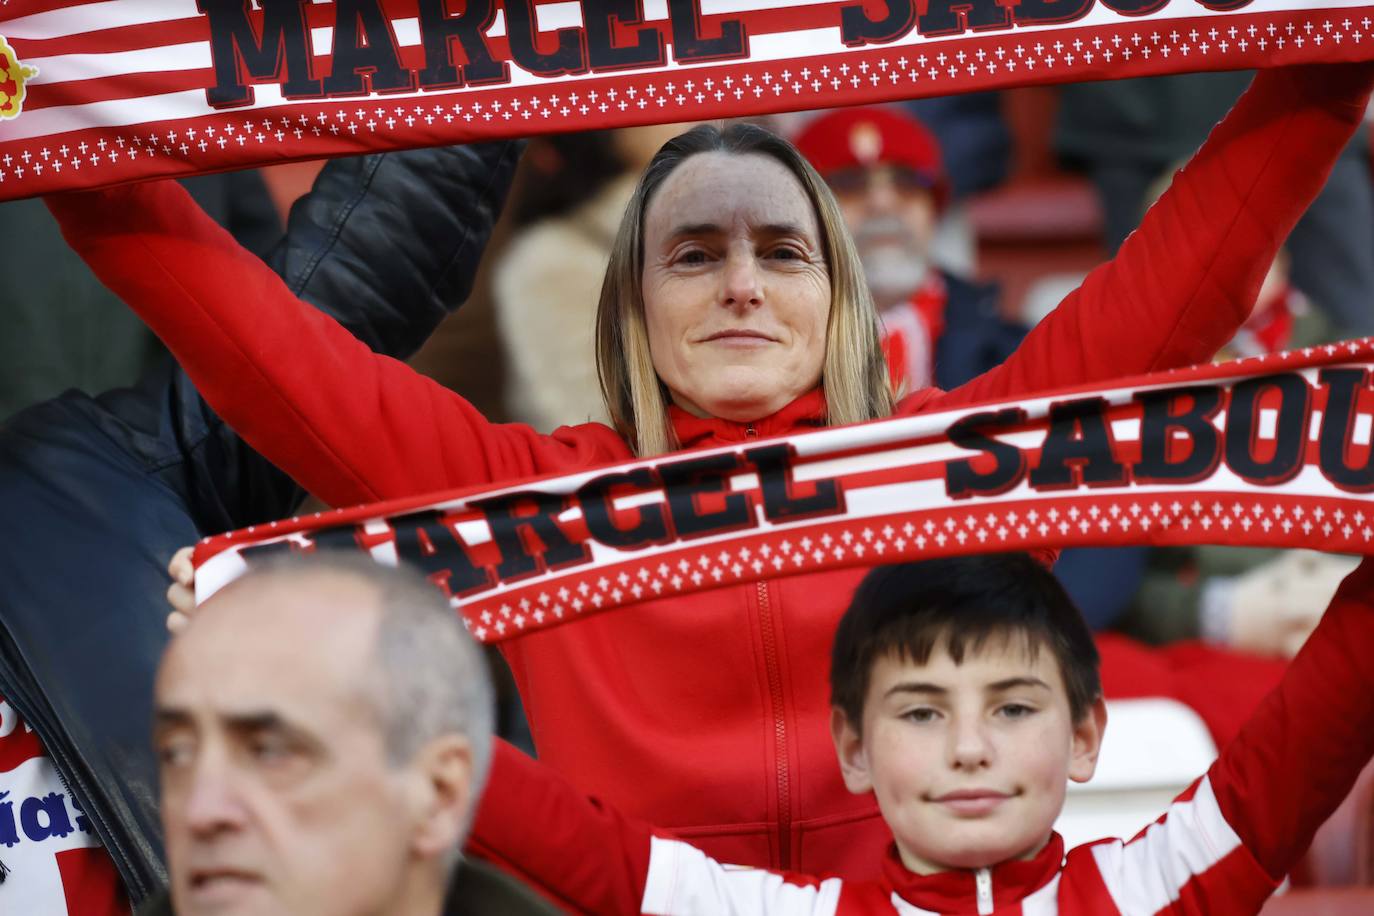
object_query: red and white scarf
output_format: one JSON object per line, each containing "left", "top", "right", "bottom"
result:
{"left": 3, "top": 0, "right": 1374, "bottom": 201}
{"left": 196, "top": 340, "right": 1374, "bottom": 644}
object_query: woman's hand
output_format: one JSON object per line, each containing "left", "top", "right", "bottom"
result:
{"left": 166, "top": 546, "right": 197, "bottom": 633}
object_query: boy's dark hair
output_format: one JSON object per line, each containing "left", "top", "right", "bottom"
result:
{"left": 830, "top": 553, "right": 1101, "bottom": 730}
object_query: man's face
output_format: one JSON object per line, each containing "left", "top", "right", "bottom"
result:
{"left": 827, "top": 163, "right": 938, "bottom": 306}
{"left": 832, "top": 636, "right": 1105, "bottom": 874}
{"left": 154, "top": 579, "right": 419, "bottom": 916}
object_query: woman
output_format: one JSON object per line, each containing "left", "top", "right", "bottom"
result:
{"left": 49, "top": 63, "right": 1374, "bottom": 881}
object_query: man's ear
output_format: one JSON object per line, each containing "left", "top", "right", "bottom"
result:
{"left": 1068, "top": 697, "right": 1108, "bottom": 784}
{"left": 408, "top": 735, "right": 475, "bottom": 860}
{"left": 830, "top": 706, "right": 874, "bottom": 796}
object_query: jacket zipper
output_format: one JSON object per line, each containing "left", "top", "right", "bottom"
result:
{"left": 755, "top": 579, "right": 792, "bottom": 871}
{"left": 745, "top": 422, "right": 793, "bottom": 869}
{"left": 975, "top": 867, "right": 993, "bottom": 914}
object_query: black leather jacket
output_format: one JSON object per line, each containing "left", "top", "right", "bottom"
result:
{"left": 0, "top": 141, "right": 520, "bottom": 904}
{"left": 134, "top": 858, "right": 560, "bottom": 916}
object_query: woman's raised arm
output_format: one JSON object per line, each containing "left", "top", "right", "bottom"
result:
{"left": 922, "top": 62, "right": 1374, "bottom": 413}
{"left": 47, "top": 180, "right": 629, "bottom": 510}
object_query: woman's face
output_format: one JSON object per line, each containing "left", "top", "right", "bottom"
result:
{"left": 641, "top": 151, "right": 831, "bottom": 422}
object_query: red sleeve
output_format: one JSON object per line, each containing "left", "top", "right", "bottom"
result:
{"left": 466, "top": 740, "right": 656, "bottom": 915}
{"left": 1208, "top": 557, "right": 1374, "bottom": 880}
{"left": 44, "top": 182, "right": 628, "bottom": 509}
{"left": 917, "top": 62, "right": 1374, "bottom": 414}
{"left": 468, "top": 742, "right": 849, "bottom": 915}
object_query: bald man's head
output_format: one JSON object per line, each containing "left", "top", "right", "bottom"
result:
{"left": 154, "top": 553, "right": 493, "bottom": 916}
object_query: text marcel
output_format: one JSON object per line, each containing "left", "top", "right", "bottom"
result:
{"left": 198, "top": 0, "right": 1259, "bottom": 110}
{"left": 240, "top": 443, "right": 844, "bottom": 598}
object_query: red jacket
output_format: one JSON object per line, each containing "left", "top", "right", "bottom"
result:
{"left": 469, "top": 560, "right": 1374, "bottom": 915}
{"left": 47, "top": 64, "right": 1373, "bottom": 880}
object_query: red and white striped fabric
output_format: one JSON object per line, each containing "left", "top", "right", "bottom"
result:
{"left": 194, "top": 338, "right": 1374, "bottom": 646}
{"left": 475, "top": 750, "right": 1281, "bottom": 915}
{"left": 0, "top": 695, "right": 128, "bottom": 916}
{"left": 636, "top": 777, "right": 1261, "bottom": 915}
{"left": 3, "top": 0, "right": 1374, "bottom": 200}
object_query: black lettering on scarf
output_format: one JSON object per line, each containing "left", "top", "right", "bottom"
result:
{"left": 392, "top": 510, "right": 493, "bottom": 596}
{"left": 945, "top": 408, "right": 1028, "bottom": 498}
{"left": 476, "top": 492, "right": 591, "bottom": 581}
{"left": 323, "top": 0, "right": 416, "bottom": 95}
{"left": 1133, "top": 386, "right": 1223, "bottom": 483}
{"left": 506, "top": 0, "right": 589, "bottom": 77}
{"left": 1317, "top": 368, "right": 1374, "bottom": 491}
{"left": 578, "top": 469, "right": 672, "bottom": 548}
{"left": 1224, "top": 373, "right": 1310, "bottom": 486}
{"left": 584, "top": 0, "right": 667, "bottom": 70}
{"left": 416, "top": 0, "right": 508, "bottom": 88}
{"left": 198, "top": 0, "right": 322, "bottom": 108}
{"left": 917, "top": 0, "right": 1012, "bottom": 38}
{"left": 659, "top": 453, "right": 755, "bottom": 537}
{"left": 745, "top": 444, "right": 846, "bottom": 522}
{"left": 839, "top": 0, "right": 917, "bottom": 45}
{"left": 1028, "top": 398, "right": 1127, "bottom": 489}
{"left": 668, "top": 0, "right": 748, "bottom": 62}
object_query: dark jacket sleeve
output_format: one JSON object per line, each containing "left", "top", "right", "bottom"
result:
{"left": 182, "top": 169, "right": 283, "bottom": 260}
{"left": 140, "top": 141, "right": 521, "bottom": 532}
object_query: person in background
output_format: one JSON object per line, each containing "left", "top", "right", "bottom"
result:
{"left": 1218, "top": 250, "right": 1332, "bottom": 361}
{"left": 144, "top": 552, "right": 555, "bottom": 916}
{"left": 903, "top": 91, "right": 1011, "bottom": 276}
{"left": 494, "top": 124, "right": 690, "bottom": 431}
{"left": 793, "top": 106, "right": 1026, "bottom": 394}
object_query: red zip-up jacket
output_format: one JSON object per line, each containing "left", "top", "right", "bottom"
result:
{"left": 47, "top": 63, "right": 1374, "bottom": 881}
{"left": 469, "top": 559, "right": 1374, "bottom": 915}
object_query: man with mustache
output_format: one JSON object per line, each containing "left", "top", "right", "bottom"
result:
{"left": 794, "top": 107, "right": 1025, "bottom": 394}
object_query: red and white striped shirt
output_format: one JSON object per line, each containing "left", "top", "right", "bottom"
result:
{"left": 0, "top": 695, "right": 129, "bottom": 916}
{"left": 470, "top": 560, "right": 1374, "bottom": 915}
{"left": 630, "top": 773, "right": 1273, "bottom": 914}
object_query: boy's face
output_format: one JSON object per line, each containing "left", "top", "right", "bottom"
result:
{"left": 831, "top": 635, "right": 1106, "bottom": 874}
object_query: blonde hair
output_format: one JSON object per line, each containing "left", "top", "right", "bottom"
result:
{"left": 595, "top": 123, "right": 895, "bottom": 456}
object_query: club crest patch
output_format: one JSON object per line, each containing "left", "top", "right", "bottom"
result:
{"left": 0, "top": 37, "right": 38, "bottom": 121}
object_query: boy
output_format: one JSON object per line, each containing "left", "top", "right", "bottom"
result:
{"left": 468, "top": 552, "right": 1374, "bottom": 914}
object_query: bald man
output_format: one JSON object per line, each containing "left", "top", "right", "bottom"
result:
{"left": 142, "top": 553, "right": 554, "bottom": 916}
